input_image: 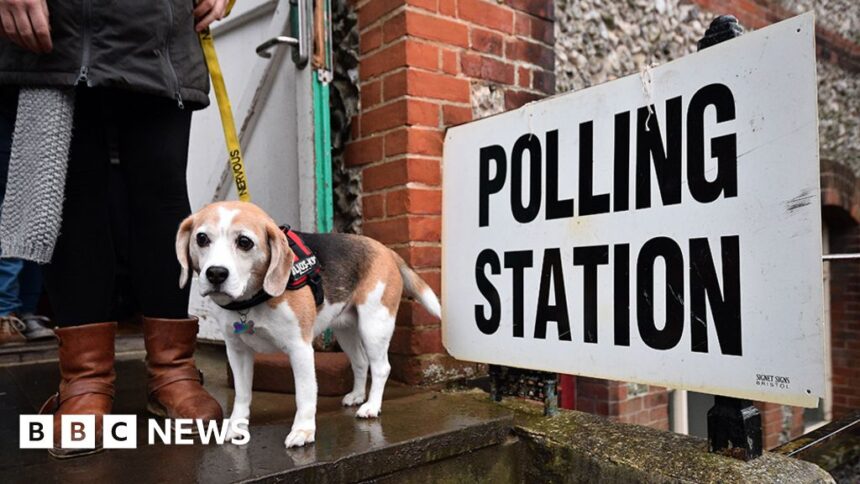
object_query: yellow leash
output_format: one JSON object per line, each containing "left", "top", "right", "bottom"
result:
{"left": 198, "top": 0, "right": 251, "bottom": 202}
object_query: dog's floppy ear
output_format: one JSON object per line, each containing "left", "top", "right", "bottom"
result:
{"left": 264, "top": 222, "right": 294, "bottom": 297}
{"left": 176, "top": 214, "right": 196, "bottom": 289}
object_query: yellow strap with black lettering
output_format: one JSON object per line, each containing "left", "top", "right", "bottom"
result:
{"left": 198, "top": 0, "right": 250, "bottom": 202}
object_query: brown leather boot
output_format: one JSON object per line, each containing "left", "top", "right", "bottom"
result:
{"left": 143, "top": 317, "right": 223, "bottom": 422}
{"left": 40, "top": 322, "right": 116, "bottom": 459}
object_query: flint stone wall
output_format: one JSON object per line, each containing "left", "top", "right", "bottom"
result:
{"left": 777, "top": 0, "right": 859, "bottom": 43}
{"left": 554, "top": 0, "right": 860, "bottom": 174}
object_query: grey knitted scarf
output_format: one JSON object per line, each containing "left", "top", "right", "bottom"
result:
{"left": 0, "top": 88, "right": 75, "bottom": 263}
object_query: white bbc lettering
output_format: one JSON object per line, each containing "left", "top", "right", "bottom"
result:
{"left": 226, "top": 419, "right": 251, "bottom": 445}
{"left": 196, "top": 419, "right": 230, "bottom": 445}
{"left": 148, "top": 418, "right": 172, "bottom": 445}
{"left": 20, "top": 416, "right": 252, "bottom": 449}
{"left": 174, "top": 419, "right": 195, "bottom": 445}
{"left": 19, "top": 415, "right": 52, "bottom": 449}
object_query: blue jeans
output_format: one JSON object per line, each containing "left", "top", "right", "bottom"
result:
{"left": 0, "top": 87, "right": 42, "bottom": 316}
{"left": 0, "top": 258, "right": 40, "bottom": 315}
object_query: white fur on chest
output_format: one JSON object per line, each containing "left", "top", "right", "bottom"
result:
{"left": 219, "top": 302, "right": 302, "bottom": 353}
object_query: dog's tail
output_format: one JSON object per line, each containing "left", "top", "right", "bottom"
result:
{"left": 391, "top": 251, "right": 442, "bottom": 319}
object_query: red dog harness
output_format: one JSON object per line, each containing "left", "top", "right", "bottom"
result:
{"left": 281, "top": 225, "right": 325, "bottom": 306}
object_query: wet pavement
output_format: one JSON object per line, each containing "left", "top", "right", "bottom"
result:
{"left": 0, "top": 343, "right": 513, "bottom": 483}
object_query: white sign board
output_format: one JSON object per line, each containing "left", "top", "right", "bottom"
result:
{"left": 442, "top": 13, "right": 823, "bottom": 407}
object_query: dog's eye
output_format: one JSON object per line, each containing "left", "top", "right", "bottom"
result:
{"left": 196, "top": 233, "right": 210, "bottom": 247}
{"left": 236, "top": 235, "right": 254, "bottom": 251}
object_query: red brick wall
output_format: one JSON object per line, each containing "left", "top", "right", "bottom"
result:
{"left": 753, "top": 402, "right": 806, "bottom": 450}
{"left": 576, "top": 378, "right": 669, "bottom": 430}
{"left": 347, "top": 0, "right": 555, "bottom": 384}
{"left": 824, "top": 160, "right": 860, "bottom": 418}
{"left": 829, "top": 231, "right": 860, "bottom": 418}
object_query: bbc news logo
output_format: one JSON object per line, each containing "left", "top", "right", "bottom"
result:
{"left": 20, "top": 415, "right": 250, "bottom": 449}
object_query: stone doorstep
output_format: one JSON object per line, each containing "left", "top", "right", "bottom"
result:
{"left": 227, "top": 351, "right": 354, "bottom": 396}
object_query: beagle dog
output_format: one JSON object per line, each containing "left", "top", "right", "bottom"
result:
{"left": 175, "top": 201, "right": 441, "bottom": 448}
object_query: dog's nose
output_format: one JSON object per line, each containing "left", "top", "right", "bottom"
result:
{"left": 206, "top": 266, "right": 229, "bottom": 284}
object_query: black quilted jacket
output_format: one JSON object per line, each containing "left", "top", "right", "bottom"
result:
{"left": 0, "top": 0, "right": 210, "bottom": 109}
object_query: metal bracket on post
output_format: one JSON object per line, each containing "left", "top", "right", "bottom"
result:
{"left": 543, "top": 376, "right": 559, "bottom": 417}
{"left": 707, "top": 396, "right": 763, "bottom": 460}
{"left": 489, "top": 364, "right": 503, "bottom": 402}
{"left": 488, "top": 364, "right": 559, "bottom": 416}
{"left": 697, "top": 15, "right": 762, "bottom": 461}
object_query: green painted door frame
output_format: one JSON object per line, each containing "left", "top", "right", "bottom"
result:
{"left": 312, "top": 0, "right": 334, "bottom": 346}
{"left": 312, "top": 0, "right": 333, "bottom": 234}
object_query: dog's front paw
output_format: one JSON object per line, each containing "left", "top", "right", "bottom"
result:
{"left": 284, "top": 428, "right": 315, "bottom": 448}
{"left": 355, "top": 402, "right": 381, "bottom": 418}
{"left": 341, "top": 391, "right": 366, "bottom": 407}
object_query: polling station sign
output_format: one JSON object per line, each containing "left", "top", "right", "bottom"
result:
{"left": 442, "top": 13, "right": 823, "bottom": 407}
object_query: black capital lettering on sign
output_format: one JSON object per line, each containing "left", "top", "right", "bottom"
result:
{"left": 534, "top": 248, "right": 572, "bottom": 341}
{"left": 613, "top": 111, "right": 631, "bottom": 212}
{"left": 72, "top": 421, "right": 86, "bottom": 441}
{"left": 637, "top": 237, "right": 684, "bottom": 350}
{"left": 614, "top": 244, "right": 631, "bottom": 346}
{"left": 579, "top": 121, "right": 610, "bottom": 216}
{"left": 505, "top": 250, "right": 534, "bottom": 338}
{"left": 479, "top": 145, "right": 507, "bottom": 227}
{"left": 546, "top": 130, "right": 574, "bottom": 219}
{"left": 687, "top": 83, "right": 738, "bottom": 203}
{"left": 112, "top": 421, "right": 128, "bottom": 442}
{"left": 475, "top": 249, "right": 502, "bottom": 335}
{"left": 510, "top": 134, "right": 542, "bottom": 224}
{"left": 574, "top": 245, "right": 609, "bottom": 343}
{"left": 30, "top": 422, "right": 44, "bottom": 442}
{"left": 636, "top": 98, "right": 683, "bottom": 209}
{"left": 689, "top": 236, "right": 742, "bottom": 355}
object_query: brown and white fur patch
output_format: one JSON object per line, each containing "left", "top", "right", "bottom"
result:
{"left": 175, "top": 201, "right": 441, "bottom": 448}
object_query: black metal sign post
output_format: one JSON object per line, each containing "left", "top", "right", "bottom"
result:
{"left": 708, "top": 395, "right": 763, "bottom": 460}
{"left": 698, "top": 15, "right": 763, "bottom": 461}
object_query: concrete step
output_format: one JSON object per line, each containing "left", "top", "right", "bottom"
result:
{"left": 0, "top": 346, "right": 514, "bottom": 484}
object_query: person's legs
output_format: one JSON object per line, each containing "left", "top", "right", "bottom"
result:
{"left": 0, "top": 259, "right": 22, "bottom": 315}
{"left": 113, "top": 89, "right": 221, "bottom": 422}
{"left": 42, "top": 88, "right": 115, "bottom": 326}
{"left": 39, "top": 88, "right": 116, "bottom": 458}
{"left": 18, "top": 261, "right": 54, "bottom": 340}
{"left": 114, "top": 91, "right": 191, "bottom": 317}
{"left": 17, "top": 261, "right": 42, "bottom": 314}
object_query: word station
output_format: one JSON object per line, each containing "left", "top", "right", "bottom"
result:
{"left": 474, "top": 84, "right": 741, "bottom": 355}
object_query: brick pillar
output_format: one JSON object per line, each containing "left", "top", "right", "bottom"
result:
{"left": 346, "top": 0, "right": 554, "bottom": 384}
